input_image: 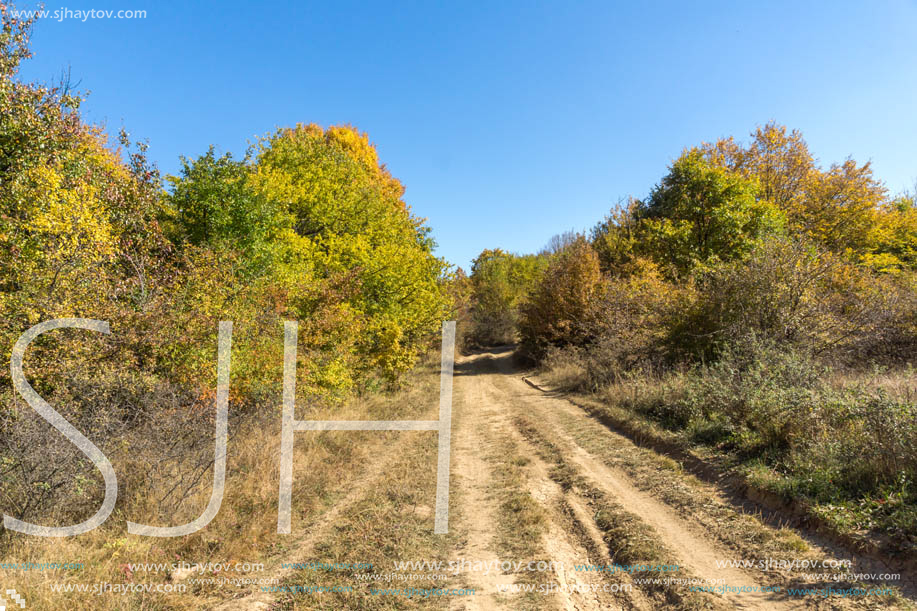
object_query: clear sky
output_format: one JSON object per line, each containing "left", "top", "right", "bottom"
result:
{"left": 14, "top": 0, "right": 917, "bottom": 270}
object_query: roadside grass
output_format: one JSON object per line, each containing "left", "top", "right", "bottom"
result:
{"left": 535, "top": 360, "right": 914, "bottom": 608}
{"left": 539, "top": 350, "right": 917, "bottom": 562}
{"left": 278, "top": 418, "right": 453, "bottom": 610}
{"left": 1, "top": 354, "right": 444, "bottom": 610}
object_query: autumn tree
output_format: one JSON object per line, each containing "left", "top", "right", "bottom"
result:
{"left": 519, "top": 237, "right": 603, "bottom": 358}
{"left": 0, "top": 2, "right": 453, "bottom": 531}
{"left": 702, "top": 123, "right": 889, "bottom": 262}
{"left": 864, "top": 194, "right": 917, "bottom": 272}
{"left": 168, "top": 124, "right": 451, "bottom": 389}
{"left": 1, "top": 6, "right": 169, "bottom": 377}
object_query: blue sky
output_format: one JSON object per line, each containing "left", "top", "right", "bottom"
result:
{"left": 14, "top": 0, "right": 917, "bottom": 270}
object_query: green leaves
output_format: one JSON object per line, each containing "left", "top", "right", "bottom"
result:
{"left": 164, "top": 124, "right": 451, "bottom": 391}
{"left": 637, "top": 148, "right": 785, "bottom": 276}
{"left": 468, "top": 249, "right": 548, "bottom": 345}
{"left": 2, "top": 2, "right": 451, "bottom": 402}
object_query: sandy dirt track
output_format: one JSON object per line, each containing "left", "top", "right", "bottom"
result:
{"left": 444, "top": 348, "right": 904, "bottom": 611}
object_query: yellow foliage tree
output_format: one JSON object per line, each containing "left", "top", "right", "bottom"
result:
{"left": 519, "top": 237, "right": 603, "bottom": 357}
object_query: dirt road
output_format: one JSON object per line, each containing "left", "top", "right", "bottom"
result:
{"left": 445, "top": 348, "right": 906, "bottom": 610}
{"left": 220, "top": 347, "right": 910, "bottom": 610}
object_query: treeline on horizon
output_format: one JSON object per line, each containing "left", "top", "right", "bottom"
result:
{"left": 0, "top": 7, "right": 451, "bottom": 537}
{"left": 459, "top": 124, "right": 917, "bottom": 550}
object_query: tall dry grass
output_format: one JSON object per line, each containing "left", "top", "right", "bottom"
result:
{"left": 2, "top": 353, "right": 443, "bottom": 610}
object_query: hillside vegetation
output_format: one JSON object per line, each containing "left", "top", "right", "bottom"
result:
{"left": 0, "top": 4, "right": 450, "bottom": 570}
{"left": 460, "top": 123, "right": 917, "bottom": 556}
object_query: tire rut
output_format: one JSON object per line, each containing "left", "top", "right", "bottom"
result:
{"left": 478, "top": 349, "right": 805, "bottom": 610}
{"left": 449, "top": 352, "right": 518, "bottom": 610}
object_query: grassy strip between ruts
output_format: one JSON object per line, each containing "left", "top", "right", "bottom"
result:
{"left": 269, "top": 356, "right": 458, "bottom": 610}
{"left": 511, "top": 414, "right": 718, "bottom": 611}
{"left": 477, "top": 418, "right": 554, "bottom": 610}
{"left": 277, "top": 426, "right": 455, "bottom": 610}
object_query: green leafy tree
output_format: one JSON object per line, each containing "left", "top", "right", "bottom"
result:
{"left": 468, "top": 249, "right": 548, "bottom": 345}
{"left": 166, "top": 148, "right": 279, "bottom": 264}
{"left": 167, "top": 124, "right": 451, "bottom": 388}
{"left": 635, "top": 149, "right": 784, "bottom": 276}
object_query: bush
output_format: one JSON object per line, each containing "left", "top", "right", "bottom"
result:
{"left": 662, "top": 237, "right": 917, "bottom": 363}
{"left": 593, "top": 339, "right": 917, "bottom": 541}
{"left": 541, "top": 258, "right": 684, "bottom": 389}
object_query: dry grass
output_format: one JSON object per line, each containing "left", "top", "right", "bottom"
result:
{"left": 479, "top": 426, "right": 551, "bottom": 610}
{"left": 278, "top": 414, "right": 451, "bottom": 609}
{"left": 1, "top": 353, "right": 444, "bottom": 610}
{"left": 538, "top": 352, "right": 591, "bottom": 392}
{"left": 826, "top": 367, "right": 917, "bottom": 402}
{"left": 540, "top": 343, "right": 917, "bottom": 561}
